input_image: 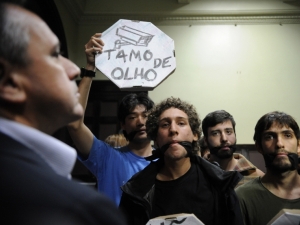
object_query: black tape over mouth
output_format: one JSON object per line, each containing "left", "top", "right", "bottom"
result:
{"left": 209, "top": 145, "right": 236, "bottom": 155}
{"left": 263, "top": 152, "right": 298, "bottom": 171}
{"left": 145, "top": 141, "right": 193, "bottom": 161}
{"left": 123, "top": 130, "right": 143, "bottom": 141}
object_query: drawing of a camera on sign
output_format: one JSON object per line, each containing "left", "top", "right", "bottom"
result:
{"left": 114, "top": 26, "right": 154, "bottom": 50}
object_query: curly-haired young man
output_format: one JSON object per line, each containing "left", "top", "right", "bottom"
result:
{"left": 119, "top": 97, "right": 243, "bottom": 225}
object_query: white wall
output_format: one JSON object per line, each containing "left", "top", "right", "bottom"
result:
{"left": 149, "top": 23, "right": 300, "bottom": 144}
{"left": 54, "top": 1, "right": 300, "bottom": 144}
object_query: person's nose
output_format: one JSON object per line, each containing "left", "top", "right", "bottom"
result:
{"left": 220, "top": 132, "right": 228, "bottom": 143}
{"left": 136, "top": 115, "right": 146, "bottom": 126}
{"left": 169, "top": 122, "right": 178, "bottom": 135}
{"left": 276, "top": 136, "right": 284, "bottom": 149}
{"left": 62, "top": 56, "right": 80, "bottom": 80}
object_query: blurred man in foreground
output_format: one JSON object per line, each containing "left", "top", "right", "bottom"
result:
{"left": 0, "top": 3, "right": 126, "bottom": 225}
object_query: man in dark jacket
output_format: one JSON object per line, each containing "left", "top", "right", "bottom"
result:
{"left": 0, "top": 3, "right": 126, "bottom": 224}
{"left": 119, "top": 97, "right": 243, "bottom": 225}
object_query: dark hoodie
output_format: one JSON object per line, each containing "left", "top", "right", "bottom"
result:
{"left": 119, "top": 155, "right": 243, "bottom": 225}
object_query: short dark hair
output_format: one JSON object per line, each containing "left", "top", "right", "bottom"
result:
{"left": 117, "top": 93, "right": 154, "bottom": 123}
{"left": 253, "top": 111, "right": 300, "bottom": 147}
{"left": 202, "top": 110, "right": 236, "bottom": 137}
{"left": 0, "top": 3, "right": 31, "bottom": 70}
{"left": 146, "top": 97, "right": 201, "bottom": 155}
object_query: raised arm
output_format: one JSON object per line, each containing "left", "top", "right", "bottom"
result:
{"left": 68, "top": 33, "right": 104, "bottom": 157}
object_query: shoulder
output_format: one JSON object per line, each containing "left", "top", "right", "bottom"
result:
{"left": 235, "top": 177, "right": 261, "bottom": 195}
{"left": 89, "top": 137, "right": 122, "bottom": 157}
{"left": 94, "top": 138, "right": 132, "bottom": 155}
{"left": 92, "top": 136, "right": 112, "bottom": 149}
{"left": 123, "top": 160, "right": 162, "bottom": 189}
{"left": 255, "top": 168, "right": 265, "bottom": 176}
{"left": 2, "top": 163, "right": 125, "bottom": 225}
{"left": 193, "top": 156, "right": 243, "bottom": 188}
{"left": 40, "top": 176, "right": 126, "bottom": 224}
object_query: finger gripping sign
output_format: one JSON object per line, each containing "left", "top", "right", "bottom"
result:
{"left": 95, "top": 19, "right": 176, "bottom": 91}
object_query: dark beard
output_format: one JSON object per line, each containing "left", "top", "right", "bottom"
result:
{"left": 122, "top": 130, "right": 150, "bottom": 143}
{"left": 263, "top": 152, "right": 298, "bottom": 173}
{"left": 208, "top": 143, "right": 236, "bottom": 159}
{"left": 131, "top": 136, "right": 150, "bottom": 144}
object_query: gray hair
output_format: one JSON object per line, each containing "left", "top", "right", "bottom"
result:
{"left": 0, "top": 3, "right": 31, "bottom": 71}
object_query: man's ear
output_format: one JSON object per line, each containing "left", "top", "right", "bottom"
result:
{"left": 0, "top": 59, "right": 26, "bottom": 103}
{"left": 193, "top": 133, "right": 199, "bottom": 142}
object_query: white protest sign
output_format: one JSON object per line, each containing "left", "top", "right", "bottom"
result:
{"left": 267, "top": 209, "right": 300, "bottom": 225}
{"left": 146, "top": 213, "right": 204, "bottom": 225}
{"left": 95, "top": 19, "right": 176, "bottom": 91}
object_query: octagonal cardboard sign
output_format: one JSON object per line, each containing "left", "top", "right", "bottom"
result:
{"left": 146, "top": 213, "right": 204, "bottom": 225}
{"left": 95, "top": 19, "right": 176, "bottom": 91}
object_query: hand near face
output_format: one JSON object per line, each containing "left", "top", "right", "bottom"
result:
{"left": 84, "top": 33, "right": 104, "bottom": 70}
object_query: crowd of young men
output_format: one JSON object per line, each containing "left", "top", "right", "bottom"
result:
{"left": 72, "top": 49, "right": 300, "bottom": 223}
{"left": 1, "top": 2, "right": 300, "bottom": 225}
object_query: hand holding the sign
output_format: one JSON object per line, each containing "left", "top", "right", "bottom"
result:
{"left": 84, "top": 33, "right": 104, "bottom": 70}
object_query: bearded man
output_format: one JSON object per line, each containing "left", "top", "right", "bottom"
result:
{"left": 202, "top": 110, "right": 264, "bottom": 187}
{"left": 236, "top": 111, "right": 300, "bottom": 225}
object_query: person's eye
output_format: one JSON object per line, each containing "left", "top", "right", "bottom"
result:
{"left": 52, "top": 50, "right": 62, "bottom": 58}
{"left": 211, "top": 131, "right": 219, "bottom": 136}
{"left": 226, "top": 130, "right": 233, "bottom": 135}
{"left": 285, "top": 133, "right": 293, "bottom": 138}
{"left": 160, "top": 122, "right": 169, "bottom": 128}
{"left": 178, "top": 121, "right": 186, "bottom": 126}
{"left": 264, "top": 134, "right": 274, "bottom": 140}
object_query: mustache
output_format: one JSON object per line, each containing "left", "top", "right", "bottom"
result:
{"left": 209, "top": 144, "right": 236, "bottom": 155}
{"left": 122, "top": 130, "right": 140, "bottom": 141}
{"left": 267, "top": 150, "right": 289, "bottom": 156}
{"left": 263, "top": 152, "right": 298, "bottom": 171}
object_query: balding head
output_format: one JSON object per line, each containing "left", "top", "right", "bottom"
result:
{"left": 0, "top": 3, "right": 82, "bottom": 134}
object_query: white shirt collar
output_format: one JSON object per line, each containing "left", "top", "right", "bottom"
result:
{"left": 0, "top": 117, "right": 76, "bottom": 179}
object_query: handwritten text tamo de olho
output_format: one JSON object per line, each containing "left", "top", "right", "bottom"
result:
{"left": 103, "top": 49, "right": 172, "bottom": 81}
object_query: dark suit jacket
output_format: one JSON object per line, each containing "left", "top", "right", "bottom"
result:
{"left": 0, "top": 132, "right": 126, "bottom": 225}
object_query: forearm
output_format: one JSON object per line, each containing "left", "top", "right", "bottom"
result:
{"left": 68, "top": 75, "right": 92, "bottom": 130}
{"left": 67, "top": 75, "right": 94, "bottom": 155}
{"left": 68, "top": 33, "right": 103, "bottom": 156}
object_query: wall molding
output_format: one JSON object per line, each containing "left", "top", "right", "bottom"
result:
{"left": 60, "top": 0, "right": 300, "bottom": 25}
{"left": 79, "top": 14, "right": 300, "bottom": 25}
